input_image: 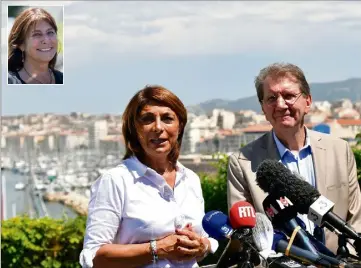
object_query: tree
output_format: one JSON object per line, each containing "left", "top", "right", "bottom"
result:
{"left": 356, "top": 132, "right": 361, "bottom": 145}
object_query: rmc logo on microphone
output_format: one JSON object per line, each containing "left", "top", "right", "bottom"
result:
{"left": 276, "top": 196, "right": 293, "bottom": 209}
{"left": 238, "top": 206, "right": 256, "bottom": 218}
{"left": 265, "top": 196, "right": 294, "bottom": 218}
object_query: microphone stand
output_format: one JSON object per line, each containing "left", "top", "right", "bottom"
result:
{"left": 229, "top": 230, "right": 258, "bottom": 268}
{"left": 337, "top": 234, "right": 349, "bottom": 260}
{"left": 353, "top": 233, "right": 361, "bottom": 259}
{"left": 237, "top": 242, "right": 254, "bottom": 268}
{"left": 337, "top": 233, "right": 361, "bottom": 262}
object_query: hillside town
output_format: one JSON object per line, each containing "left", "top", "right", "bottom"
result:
{"left": 2, "top": 98, "right": 361, "bottom": 157}
{"left": 1, "top": 98, "right": 361, "bottom": 218}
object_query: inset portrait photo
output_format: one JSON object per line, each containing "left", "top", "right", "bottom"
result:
{"left": 7, "top": 5, "right": 64, "bottom": 85}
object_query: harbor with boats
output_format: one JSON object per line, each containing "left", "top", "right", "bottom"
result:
{"left": 1, "top": 150, "right": 218, "bottom": 221}
{"left": 1, "top": 149, "right": 123, "bottom": 220}
{"left": 2, "top": 169, "right": 78, "bottom": 219}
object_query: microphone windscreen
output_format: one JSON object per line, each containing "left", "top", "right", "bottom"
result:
{"left": 252, "top": 212, "right": 274, "bottom": 252}
{"left": 256, "top": 159, "right": 292, "bottom": 193}
{"left": 256, "top": 159, "right": 320, "bottom": 214}
{"left": 202, "top": 211, "right": 233, "bottom": 240}
{"left": 229, "top": 201, "right": 256, "bottom": 229}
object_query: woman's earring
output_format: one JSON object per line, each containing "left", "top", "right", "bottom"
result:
{"left": 22, "top": 50, "right": 24, "bottom": 63}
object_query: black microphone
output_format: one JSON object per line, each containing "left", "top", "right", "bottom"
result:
{"left": 262, "top": 194, "right": 319, "bottom": 255}
{"left": 274, "top": 235, "right": 331, "bottom": 267}
{"left": 273, "top": 231, "right": 360, "bottom": 268}
{"left": 294, "top": 217, "right": 337, "bottom": 258}
{"left": 255, "top": 213, "right": 359, "bottom": 268}
{"left": 256, "top": 159, "right": 361, "bottom": 242}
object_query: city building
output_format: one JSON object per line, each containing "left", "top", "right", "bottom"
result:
{"left": 88, "top": 120, "right": 108, "bottom": 150}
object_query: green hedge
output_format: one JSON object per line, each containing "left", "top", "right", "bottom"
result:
{"left": 198, "top": 155, "right": 229, "bottom": 266}
{"left": 200, "top": 155, "right": 229, "bottom": 215}
{"left": 1, "top": 216, "right": 86, "bottom": 268}
{"left": 2, "top": 149, "right": 361, "bottom": 267}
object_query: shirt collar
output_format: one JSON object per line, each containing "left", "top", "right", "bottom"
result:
{"left": 123, "top": 156, "right": 148, "bottom": 179}
{"left": 273, "top": 127, "right": 312, "bottom": 159}
{"left": 124, "top": 156, "right": 186, "bottom": 181}
{"left": 124, "top": 156, "right": 187, "bottom": 198}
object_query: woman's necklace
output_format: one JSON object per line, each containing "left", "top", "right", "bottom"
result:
{"left": 23, "top": 67, "right": 53, "bottom": 84}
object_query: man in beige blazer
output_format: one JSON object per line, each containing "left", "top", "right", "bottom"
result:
{"left": 227, "top": 62, "right": 361, "bottom": 254}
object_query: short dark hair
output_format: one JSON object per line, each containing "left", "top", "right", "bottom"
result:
{"left": 8, "top": 8, "right": 59, "bottom": 72}
{"left": 255, "top": 63, "right": 311, "bottom": 103}
{"left": 122, "top": 85, "right": 187, "bottom": 165}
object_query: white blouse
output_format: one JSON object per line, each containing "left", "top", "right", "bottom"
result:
{"left": 79, "top": 156, "right": 219, "bottom": 268}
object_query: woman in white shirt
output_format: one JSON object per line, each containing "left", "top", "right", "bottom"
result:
{"left": 80, "top": 85, "right": 218, "bottom": 268}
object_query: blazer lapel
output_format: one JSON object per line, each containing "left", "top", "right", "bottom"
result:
{"left": 263, "top": 131, "right": 281, "bottom": 161}
{"left": 244, "top": 131, "right": 280, "bottom": 213}
{"left": 309, "top": 131, "right": 327, "bottom": 196}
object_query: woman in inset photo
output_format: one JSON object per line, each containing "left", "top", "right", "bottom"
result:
{"left": 8, "top": 7, "right": 63, "bottom": 84}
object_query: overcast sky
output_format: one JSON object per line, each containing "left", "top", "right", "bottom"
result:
{"left": 2, "top": 1, "right": 361, "bottom": 115}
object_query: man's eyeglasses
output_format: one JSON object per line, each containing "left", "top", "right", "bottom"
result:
{"left": 262, "top": 92, "right": 303, "bottom": 107}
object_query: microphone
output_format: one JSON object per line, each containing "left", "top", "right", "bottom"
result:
{"left": 228, "top": 201, "right": 261, "bottom": 267}
{"left": 229, "top": 201, "right": 256, "bottom": 233}
{"left": 252, "top": 212, "right": 277, "bottom": 259}
{"left": 256, "top": 159, "right": 361, "bottom": 242}
{"left": 273, "top": 231, "right": 359, "bottom": 268}
{"left": 294, "top": 217, "right": 337, "bottom": 258}
{"left": 201, "top": 210, "right": 258, "bottom": 268}
{"left": 202, "top": 211, "right": 240, "bottom": 268}
{"left": 262, "top": 194, "right": 319, "bottom": 255}
{"left": 202, "top": 210, "right": 234, "bottom": 240}
{"left": 202, "top": 210, "right": 252, "bottom": 242}
{"left": 252, "top": 212, "right": 307, "bottom": 268}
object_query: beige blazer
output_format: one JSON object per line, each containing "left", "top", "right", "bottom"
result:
{"left": 227, "top": 129, "right": 361, "bottom": 253}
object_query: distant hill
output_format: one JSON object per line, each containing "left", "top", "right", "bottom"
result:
{"left": 188, "top": 78, "right": 361, "bottom": 114}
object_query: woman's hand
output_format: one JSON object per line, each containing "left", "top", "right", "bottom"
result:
{"left": 156, "top": 233, "right": 193, "bottom": 261}
{"left": 175, "top": 226, "right": 210, "bottom": 261}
